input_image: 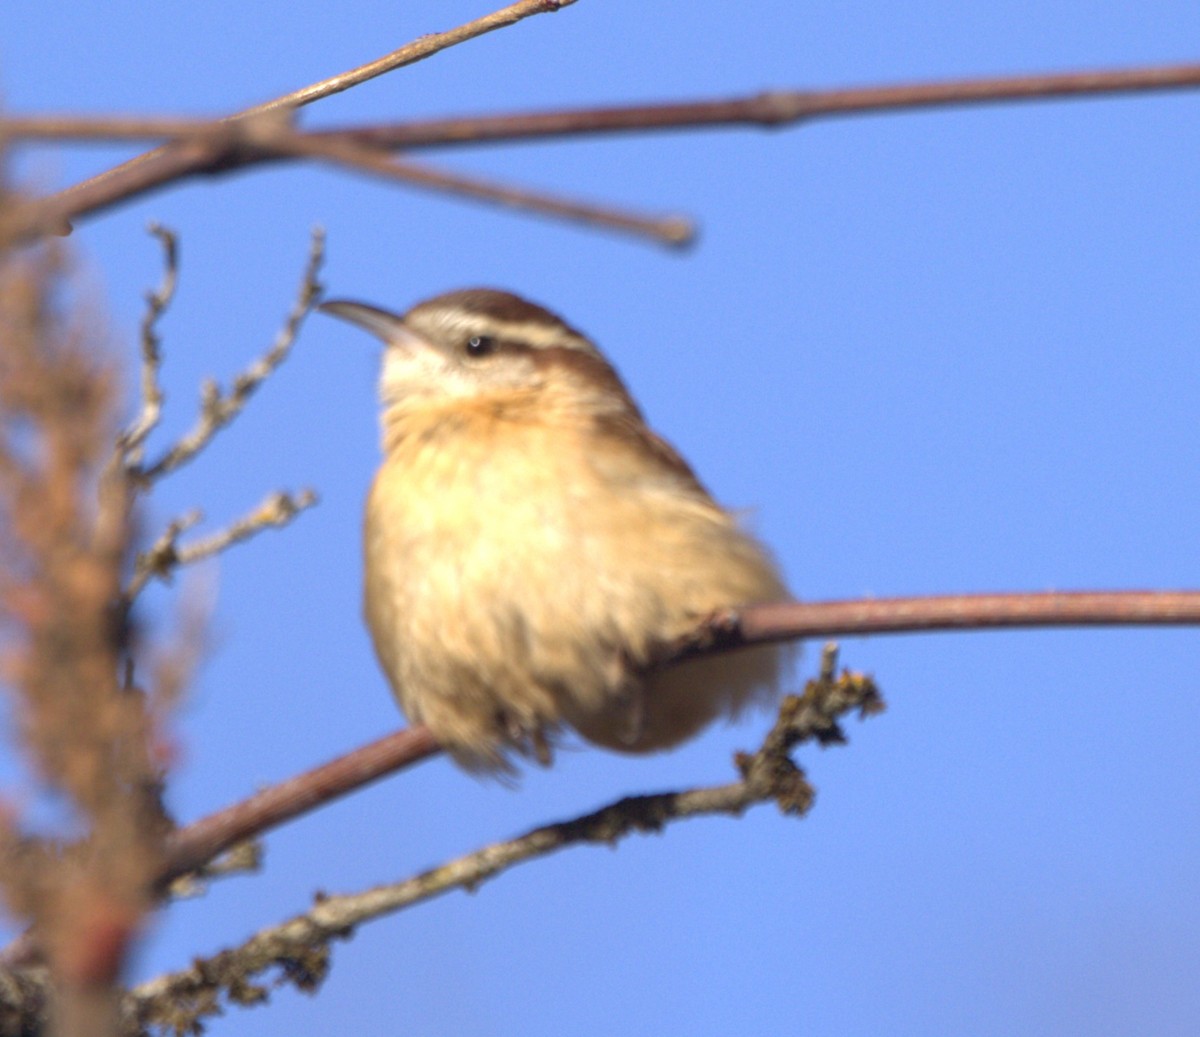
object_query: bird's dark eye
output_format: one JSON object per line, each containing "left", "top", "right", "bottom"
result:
{"left": 466, "top": 335, "right": 497, "bottom": 358}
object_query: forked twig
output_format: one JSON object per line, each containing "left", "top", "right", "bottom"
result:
{"left": 131, "top": 228, "right": 324, "bottom": 486}
{"left": 119, "top": 223, "right": 178, "bottom": 465}
{"left": 127, "top": 490, "right": 318, "bottom": 600}
{"left": 18, "top": 0, "right": 580, "bottom": 239}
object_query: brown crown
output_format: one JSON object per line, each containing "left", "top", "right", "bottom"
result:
{"left": 405, "top": 288, "right": 588, "bottom": 339}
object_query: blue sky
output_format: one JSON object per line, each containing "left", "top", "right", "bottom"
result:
{"left": 3, "top": 3, "right": 1199, "bottom": 1035}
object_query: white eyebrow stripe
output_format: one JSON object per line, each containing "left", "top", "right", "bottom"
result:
{"left": 463, "top": 316, "right": 599, "bottom": 354}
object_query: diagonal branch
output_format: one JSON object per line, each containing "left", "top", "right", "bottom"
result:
{"left": 131, "top": 653, "right": 881, "bottom": 1036}
{"left": 162, "top": 726, "right": 440, "bottom": 885}
{"left": 156, "top": 588, "right": 1200, "bottom": 887}
{"left": 241, "top": 0, "right": 579, "bottom": 117}
{"left": 272, "top": 132, "right": 693, "bottom": 245}
{"left": 126, "top": 489, "right": 318, "bottom": 601}
{"left": 16, "top": 0, "right": 579, "bottom": 239}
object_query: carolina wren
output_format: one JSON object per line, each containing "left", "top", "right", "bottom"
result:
{"left": 319, "top": 288, "right": 790, "bottom": 772}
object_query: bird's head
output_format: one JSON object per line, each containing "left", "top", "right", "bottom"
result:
{"left": 319, "top": 288, "right": 638, "bottom": 422}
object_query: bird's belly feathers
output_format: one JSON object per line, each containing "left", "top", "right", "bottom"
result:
{"left": 364, "top": 414, "right": 787, "bottom": 768}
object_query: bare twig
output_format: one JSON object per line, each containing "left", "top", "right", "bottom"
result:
{"left": 132, "top": 229, "right": 324, "bottom": 485}
{"left": 7, "top": 61, "right": 1200, "bottom": 241}
{"left": 132, "top": 657, "right": 880, "bottom": 1034}
{"left": 172, "top": 490, "right": 318, "bottom": 569}
{"left": 17, "top": 0, "right": 579, "bottom": 239}
{"left": 10, "top": 118, "right": 692, "bottom": 246}
{"left": 243, "top": 0, "right": 580, "bottom": 117}
{"left": 118, "top": 224, "right": 178, "bottom": 467}
{"left": 0, "top": 114, "right": 235, "bottom": 142}
{"left": 125, "top": 511, "right": 201, "bottom": 600}
{"left": 271, "top": 133, "right": 694, "bottom": 246}
{"left": 329, "top": 61, "right": 1200, "bottom": 149}
{"left": 125, "top": 490, "right": 317, "bottom": 600}
{"left": 9, "top": 61, "right": 1200, "bottom": 151}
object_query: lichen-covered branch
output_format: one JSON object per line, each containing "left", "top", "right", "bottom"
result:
{"left": 130, "top": 648, "right": 881, "bottom": 1036}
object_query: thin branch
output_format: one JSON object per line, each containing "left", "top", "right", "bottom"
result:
{"left": 131, "top": 655, "right": 881, "bottom": 1035}
{"left": 271, "top": 133, "right": 694, "bottom": 246}
{"left": 243, "top": 0, "right": 579, "bottom": 117}
{"left": 153, "top": 588, "right": 1200, "bottom": 887}
{"left": 677, "top": 589, "right": 1200, "bottom": 657}
{"left": 172, "top": 490, "right": 318, "bottom": 568}
{"left": 7, "top": 61, "right": 1200, "bottom": 241}
{"left": 125, "top": 490, "right": 317, "bottom": 601}
{"left": 15, "top": 0, "right": 579, "bottom": 239}
{"left": 132, "top": 229, "right": 324, "bottom": 485}
{"left": 330, "top": 61, "right": 1200, "bottom": 149}
{"left": 161, "top": 726, "right": 440, "bottom": 885}
{"left": 7, "top": 589, "right": 1192, "bottom": 967}
{"left": 11, "top": 119, "right": 692, "bottom": 247}
{"left": 4, "top": 135, "right": 223, "bottom": 241}
{"left": 125, "top": 511, "right": 201, "bottom": 600}
{"left": 118, "top": 224, "right": 178, "bottom": 466}
{"left": 9, "top": 61, "right": 1200, "bottom": 150}
{"left": 0, "top": 114, "right": 234, "bottom": 142}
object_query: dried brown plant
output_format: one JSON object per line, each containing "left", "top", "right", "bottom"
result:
{"left": 0, "top": 194, "right": 173, "bottom": 1036}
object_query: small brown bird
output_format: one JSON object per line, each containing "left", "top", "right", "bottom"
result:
{"left": 319, "top": 288, "right": 790, "bottom": 772}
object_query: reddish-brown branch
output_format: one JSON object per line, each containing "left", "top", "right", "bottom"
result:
{"left": 271, "top": 134, "right": 694, "bottom": 245}
{"left": 7, "top": 135, "right": 223, "bottom": 239}
{"left": 5, "top": 0, "right": 579, "bottom": 240}
{"left": 160, "top": 726, "right": 440, "bottom": 884}
{"left": 697, "top": 589, "right": 1200, "bottom": 652}
{"left": 10, "top": 62, "right": 1200, "bottom": 150}
{"left": 331, "top": 62, "right": 1200, "bottom": 149}
{"left": 156, "top": 588, "right": 1200, "bottom": 887}
{"left": 8, "top": 61, "right": 1200, "bottom": 240}
{"left": 0, "top": 115, "right": 228, "bottom": 141}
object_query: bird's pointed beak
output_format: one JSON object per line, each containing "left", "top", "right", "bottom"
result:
{"left": 318, "top": 299, "right": 423, "bottom": 348}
